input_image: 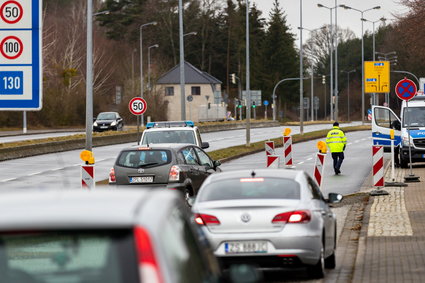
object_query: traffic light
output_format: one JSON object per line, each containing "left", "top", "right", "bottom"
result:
{"left": 252, "top": 101, "right": 256, "bottom": 108}
{"left": 322, "top": 75, "right": 326, "bottom": 85}
{"left": 230, "top": 73, "right": 236, "bottom": 84}
{"left": 237, "top": 100, "right": 242, "bottom": 108}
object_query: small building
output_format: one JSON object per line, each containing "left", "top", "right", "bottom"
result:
{"left": 156, "top": 62, "right": 223, "bottom": 122}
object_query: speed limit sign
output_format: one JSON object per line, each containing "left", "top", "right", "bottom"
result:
{"left": 1, "top": 0, "right": 23, "bottom": 24}
{"left": 129, "top": 97, "right": 147, "bottom": 115}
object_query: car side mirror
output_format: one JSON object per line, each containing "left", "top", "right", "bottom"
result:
{"left": 201, "top": 142, "right": 210, "bottom": 149}
{"left": 213, "top": 160, "right": 221, "bottom": 168}
{"left": 327, "top": 193, "right": 343, "bottom": 204}
{"left": 227, "top": 264, "right": 262, "bottom": 283}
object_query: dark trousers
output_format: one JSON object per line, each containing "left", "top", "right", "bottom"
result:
{"left": 331, "top": 152, "right": 344, "bottom": 173}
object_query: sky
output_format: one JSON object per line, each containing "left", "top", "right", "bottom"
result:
{"left": 254, "top": 0, "right": 409, "bottom": 44}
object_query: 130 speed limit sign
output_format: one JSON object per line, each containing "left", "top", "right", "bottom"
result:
{"left": 129, "top": 97, "right": 147, "bottom": 115}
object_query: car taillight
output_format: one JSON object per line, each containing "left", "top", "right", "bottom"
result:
{"left": 168, "top": 165, "right": 180, "bottom": 181}
{"left": 194, "top": 213, "right": 221, "bottom": 226}
{"left": 134, "top": 227, "right": 163, "bottom": 283}
{"left": 272, "top": 210, "right": 311, "bottom": 224}
{"left": 109, "top": 168, "right": 116, "bottom": 183}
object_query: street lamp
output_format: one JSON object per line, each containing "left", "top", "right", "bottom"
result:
{"left": 341, "top": 69, "right": 356, "bottom": 122}
{"left": 299, "top": 0, "right": 304, "bottom": 134}
{"left": 178, "top": 0, "right": 186, "bottom": 120}
{"left": 246, "top": 0, "right": 251, "bottom": 145}
{"left": 139, "top": 21, "right": 157, "bottom": 129}
{"left": 362, "top": 16, "right": 386, "bottom": 105}
{"left": 317, "top": 3, "right": 338, "bottom": 121}
{"left": 340, "top": 4, "right": 381, "bottom": 123}
{"left": 147, "top": 44, "right": 159, "bottom": 92}
{"left": 184, "top": 31, "right": 197, "bottom": 37}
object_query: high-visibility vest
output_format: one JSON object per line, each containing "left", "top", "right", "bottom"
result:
{"left": 326, "top": 126, "right": 347, "bottom": 153}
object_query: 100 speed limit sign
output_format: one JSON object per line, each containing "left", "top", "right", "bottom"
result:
{"left": 129, "top": 97, "right": 147, "bottom": 115}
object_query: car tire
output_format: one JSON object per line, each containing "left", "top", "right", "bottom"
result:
{"left": 307, "top": 241, "right": 325, "bottom": 279}
{"left": 325, "top": 252, "right": 336, "bottom": 269}
{"left": 400, "top": 153, "right": 408, "bottom": 168}
{"left": 184, "top": 188, "right": 194, "bottom": 207}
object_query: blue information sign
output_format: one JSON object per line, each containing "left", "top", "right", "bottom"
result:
{"left": 0, "top": 0, "right": 42, "bottom": 110}
{"left": 263, "top": 100, "right": 269, "bottom": 106}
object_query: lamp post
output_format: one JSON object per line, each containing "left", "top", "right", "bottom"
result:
{"left": 184, "top": 31, "right": 197, "bottom": 37}
{"left": 318, "top": 3, "right": 337, "bottom": 121}
{"left": 245, "top": 0, "right": 251, "bottom": 145}
{"left": 341, "top": 4, "right": 381, "bottom": 123}
{"left": 178, "top": 0, "right": 186, "bottom": 120}
{"left": 362, "top": 17, "right": 386, "bottom": 105}
{"left": 341, "top": 69, "right": 356, "bottom": 122}
{"left": 147, "top": 44, "right": 159, "bottom": 93}
{"left": 85, "top": 7, "right": 110, "bottom": 151}
{"left": 299, "top": 0, "right": 304, "bottom": 134}
{"left": 139, "top": 21, "right": 157, "bottom": 130}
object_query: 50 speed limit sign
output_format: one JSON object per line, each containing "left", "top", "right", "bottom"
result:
{"left": 129, "top": 97, "right": 147, "bottom": 115}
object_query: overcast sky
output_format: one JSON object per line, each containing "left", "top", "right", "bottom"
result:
{"left": 253, "top": 0, "right": 409, "bottom": 44}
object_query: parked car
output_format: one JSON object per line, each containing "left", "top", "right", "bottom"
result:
{"left": 0, "top": 189, "right": 228, "bottom": 283}
{"left": 93, "top": 112, "right": 124, "bottom": 132}
{"left": 109, "top": 143, "right": 221, "bottom": 204}
{"left": 192, "top": 169, "right": 343, "bottom": 279}
{"left": 140, "top": 120, "right": 209, "bottom": 149}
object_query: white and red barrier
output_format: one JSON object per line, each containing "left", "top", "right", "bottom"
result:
{"left": 265, "top": 141, "right": 275, "bottom": 156}
{"left": 372, "top": 145, "right": 384, "bottom": 187}
{"left": 82, "top": 165, "right": 95, "bottom": 189}
{"left": 313, "top": 153, "right": 326, "bottom": 188}
{"left": 283, "top": 136, "right": 294, "bottom": 167}
{"left": 266, "top": 155, "right": 279, "bottom": 168}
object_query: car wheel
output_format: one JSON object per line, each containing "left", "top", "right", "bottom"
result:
{"left": 325, "top": 252, "right": 336, "bottom": 269}
{"left": 307, "top": 241, "right": 325, "bottom": 279}
{"left": 184, "top": 188, "right": 194, "bottom": 207}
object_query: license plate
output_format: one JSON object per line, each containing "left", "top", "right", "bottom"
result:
{"left": 224, "top": 241, "right": 268, "bottom": 254}
{"left": 129, "top": 176, "right": 154, "bottom": 183}
{"left": 100, "top": 126, "right": 108, "bottom": 129}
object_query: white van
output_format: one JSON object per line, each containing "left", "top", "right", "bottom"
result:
{"left": 372, "top": 96, "right": 425, "bottom": 168}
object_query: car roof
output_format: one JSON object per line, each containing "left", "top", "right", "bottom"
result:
{"left": 0, "top": 188, "right": 178, "bottom": 231}
{"left": 121, "top": 143, "right": 195, "bottom": 151}
{"left": 204, "top": 169, "right": 305, "bottom": 182}
{"left": 143, "top": 127, "right": 197, "bottom": 132}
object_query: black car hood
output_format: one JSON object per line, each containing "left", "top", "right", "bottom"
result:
{"left": 95, "top": 119, "right": 115, "bottom": 123}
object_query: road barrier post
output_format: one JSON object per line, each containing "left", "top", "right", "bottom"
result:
{"left": 81, "top": 164, "right": 95, "bottom": 189}
{"left": 283, "top": 128, "right": 294, "bottom": 168}
{"left": 314, "top": 141, "right": 327, "bottom": 189}
{"left": 265, "top": 141, "right": 275, "bottom": 156}
{"left": 266, "top": 155, "right": 279, "bottom": 168}
{"left": 370, "top": 145, "right": 388, "bottom": 196}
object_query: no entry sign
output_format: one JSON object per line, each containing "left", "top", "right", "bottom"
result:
{"left": 129, "top": 97, "right": 148, "bottom": 115}
{"left": 395, "top": 78, "right": 417, "bottom": 101}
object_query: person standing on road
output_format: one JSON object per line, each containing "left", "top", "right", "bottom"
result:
{"left": 326, "top": 122, "right": 347, "bottom": 175}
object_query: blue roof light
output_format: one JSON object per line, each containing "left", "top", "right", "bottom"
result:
{"left": 146, "top": 122, "right": 155, "bottom": 129}
{"left": 185, "top": 121, "right": 194, "bottom": 127}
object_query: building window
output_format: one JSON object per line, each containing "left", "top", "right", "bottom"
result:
{"left": 165, "top": 87, "right": 174, "bottom": 96}
{"left": 191, "top": 86, "right": 201, "bottom": 95}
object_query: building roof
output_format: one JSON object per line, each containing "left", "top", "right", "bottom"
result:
{"left": 157, "top": 61, "right": 222, "bottom": 85}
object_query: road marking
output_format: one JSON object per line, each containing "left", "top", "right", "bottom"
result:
{"left": 306, "top": 157, "right": 313, "bottom": 161}
{"left": 297, "top": 161, "right": 304, "bottom": 165}
{"left": 347, "top": 143, "right": 353, "bottom": 146}
{"left": 361, "top": 138, "right": 367, "bottom": 141}
{"left": 354, "top": 140, "right": 360, "bottom": 143}
{"left": 0, "top": 178, "right": 17, "bottom": 182}
{"left": 28, "top": 171, "right": 42, "bottom": 176}
{"left": 50, "top": 168, "right": 63, "bottom": 171}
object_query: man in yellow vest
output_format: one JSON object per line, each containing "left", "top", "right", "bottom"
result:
{"left": 326, "top": 122, "right": 347, "bottom": 175}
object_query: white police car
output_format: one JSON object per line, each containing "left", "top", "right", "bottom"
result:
{"left": 140, "top": 121, "right": 209, "bottom": 149}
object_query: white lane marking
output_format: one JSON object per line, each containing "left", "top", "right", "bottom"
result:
{"left": 0, "top": 178, "right": 17, "bottom": 182}
{"left": 297, "top": 161, "right": 305, "bottom": 165}
{"left": 50, "top": 168, "right": 63, "bottom": 172}
{"left": 354, "top": 140, "right": 360, "bottom": 143}
{"left": 347, "top": 143, "right": 353, "bottom": 146}
{"left": 306, "top": 157, "right": 313, "bottom": 161}
{"left": 28, "top": 172, "right": 42, "bottom": 176}
{"left": 361, "top": 138, "right": 367, "bottom": 141}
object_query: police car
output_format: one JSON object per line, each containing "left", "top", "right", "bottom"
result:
{"left": 140, "top": 121, "right": 210, "bottom": 149}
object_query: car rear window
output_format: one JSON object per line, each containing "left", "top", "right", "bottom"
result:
{"left": 142, "top": 130, "right": 196, "bottom": 144}
{"left": 198, "top": 178, "right": 301, "bottom": 202}
{"left": 0, "top": 230, "right": 138, "bottom": 283}
{"left": 117, "top": 150, "right": 171, "bottom": 168}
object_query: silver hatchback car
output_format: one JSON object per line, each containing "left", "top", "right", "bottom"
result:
{"left": 192, "top": 169, "right": 343, "bottom": 279}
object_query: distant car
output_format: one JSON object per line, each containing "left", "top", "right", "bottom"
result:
{"left": 0, "top": 189, "right": 227, "bottom": 283}
{"left": 93, "top": 112, "right": 124, "bottom": 132}
{"left": 109, "top": 143, "right": 221, "bottom": 204}
{"left": 192, "top": 169, "right": 343, "bottom": 279}
{"left": 140, "top": 120, "right": 209, "bottom": 149}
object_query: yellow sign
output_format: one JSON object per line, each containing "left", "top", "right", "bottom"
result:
{"left": 80, "top": 150, "right": 95, "bottom": 164}
{"left": 364, "top": 61, "right": 390, "bottom": 93}
{"left": 390, "top": 129, "right": 394, "bottom": 140}
{"left": 283, "top": 128, "right": 291, "bottom": 136}
{"left": 317, "top": 141, "right": 327, "bottom": 153}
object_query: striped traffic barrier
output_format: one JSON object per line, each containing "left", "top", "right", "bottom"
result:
{"left": 265, "top": 141, "right": 275, "bottom": 156}
{"left": 314, "top": 141, "right": 327, "bottom": 188}
{"left": 372, "top": 145, "right": 384, "bottom": 187}
{"left": 283, "top": 136, "right": 294, "bottom": 168}
{"left": 81, "top": 165, "right": 95, "bottom": 189}
{"left": 267, "top": 155, "right": 279, "bottom": 168}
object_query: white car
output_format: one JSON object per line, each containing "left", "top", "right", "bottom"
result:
{"left": 192, "top": 169, "right": 343, "bottom": 279}
{"left": 140, "top": 121, "right": 209, "bottom": 149}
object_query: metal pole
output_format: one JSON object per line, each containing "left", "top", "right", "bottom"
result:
{"left": 23, "top": 111, "right": 27, "bottom": 134}
{"left": 334, "top": 0, "right": 339, "bottom": 121}
{"left": 179, "top": 0, "right": 186, "bottom": 120}
{"left": 311, "top": 68, "right": 314, "bottom": 121}
{"left": 372, "top": 21, "right": 376, "bottom": 105}
{"left": 148, "top": 47, "right": 151, "bottom": 94}
{"left": 324, "top": 80, "right": 327, "bottom": 120}
{"left": 299, "top": 0, "right": 304, "bottom": 134}
{"left": 361, "top": 11, "right": 365, "bottom": 124}
{"left": 407, "top": 100, "right": 414, "bottom": 175}
{"left": 347, "top": 72, "right": 350, "bottom": 122}
{"left": 246, "top": 0, "right": 251, "bottom": 145}
{"left": 238, "top": 77, "right": 242, "bottom": 120}
{"left": 139, "top": 27, "right": 144, "bottom": 127}
{"left": 85, "top": 0, "right": 93, "bottom": 151}
{"left": 329, "top": 9, "right": 333, "bottom": 121}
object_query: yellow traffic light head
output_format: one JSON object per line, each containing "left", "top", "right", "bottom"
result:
{"left": 80, "top": 150, "right": 95, "bottom": 164}
{"left": 283, "top": 128, "right": 291, "bottom": 136}
{"left": 317, "top": 141, "right": 327, "bottom": 153}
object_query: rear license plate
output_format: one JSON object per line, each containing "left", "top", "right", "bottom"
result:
{"left": 100, "top": 126, "right": 108, "bottom": 129}
{"left": 224, "top": 241, "right": 268, "bottom": 254}
{"left": 129, "top": 176, "right": 154, "bottom": 183}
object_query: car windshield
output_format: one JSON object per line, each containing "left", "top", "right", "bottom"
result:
{"left": 97, "top": 113, "right": 116, "bottom": 120}
{"left": 198, "top": 177, "right": 301, "bottom": 202}
{"left": 117, "top": 149, "right": 171, "bottom": 168}
{"left": 403, "top": 107, "right": 425, "bottom": 127}
{"left": 0, "top": 230, "right": 138, "bottom": 283}
{"left": 142, "top": 130, "right": 196, "bottom": 144}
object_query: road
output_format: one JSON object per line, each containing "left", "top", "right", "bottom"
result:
{"left": 0, "top": 122, "right": 363, "bottom": 190}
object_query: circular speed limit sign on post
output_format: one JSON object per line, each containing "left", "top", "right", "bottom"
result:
{"left": 1, "top": 0, "right": 23, "bottom": 24}
{"left": 0, "top": 35, "right": 23, "bottom": 59}
{"left": 129, "top": 97, "right": 148, "bottom": 115}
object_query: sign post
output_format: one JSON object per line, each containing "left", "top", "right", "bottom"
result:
{"left": 395, "top": 78, "right": 420, "bottom": 182}
{"left": 129, "top": 97, "right": 148, "bottom": 143}
{"left": 0, "top": 0, "right": 42, "bottom": 110}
